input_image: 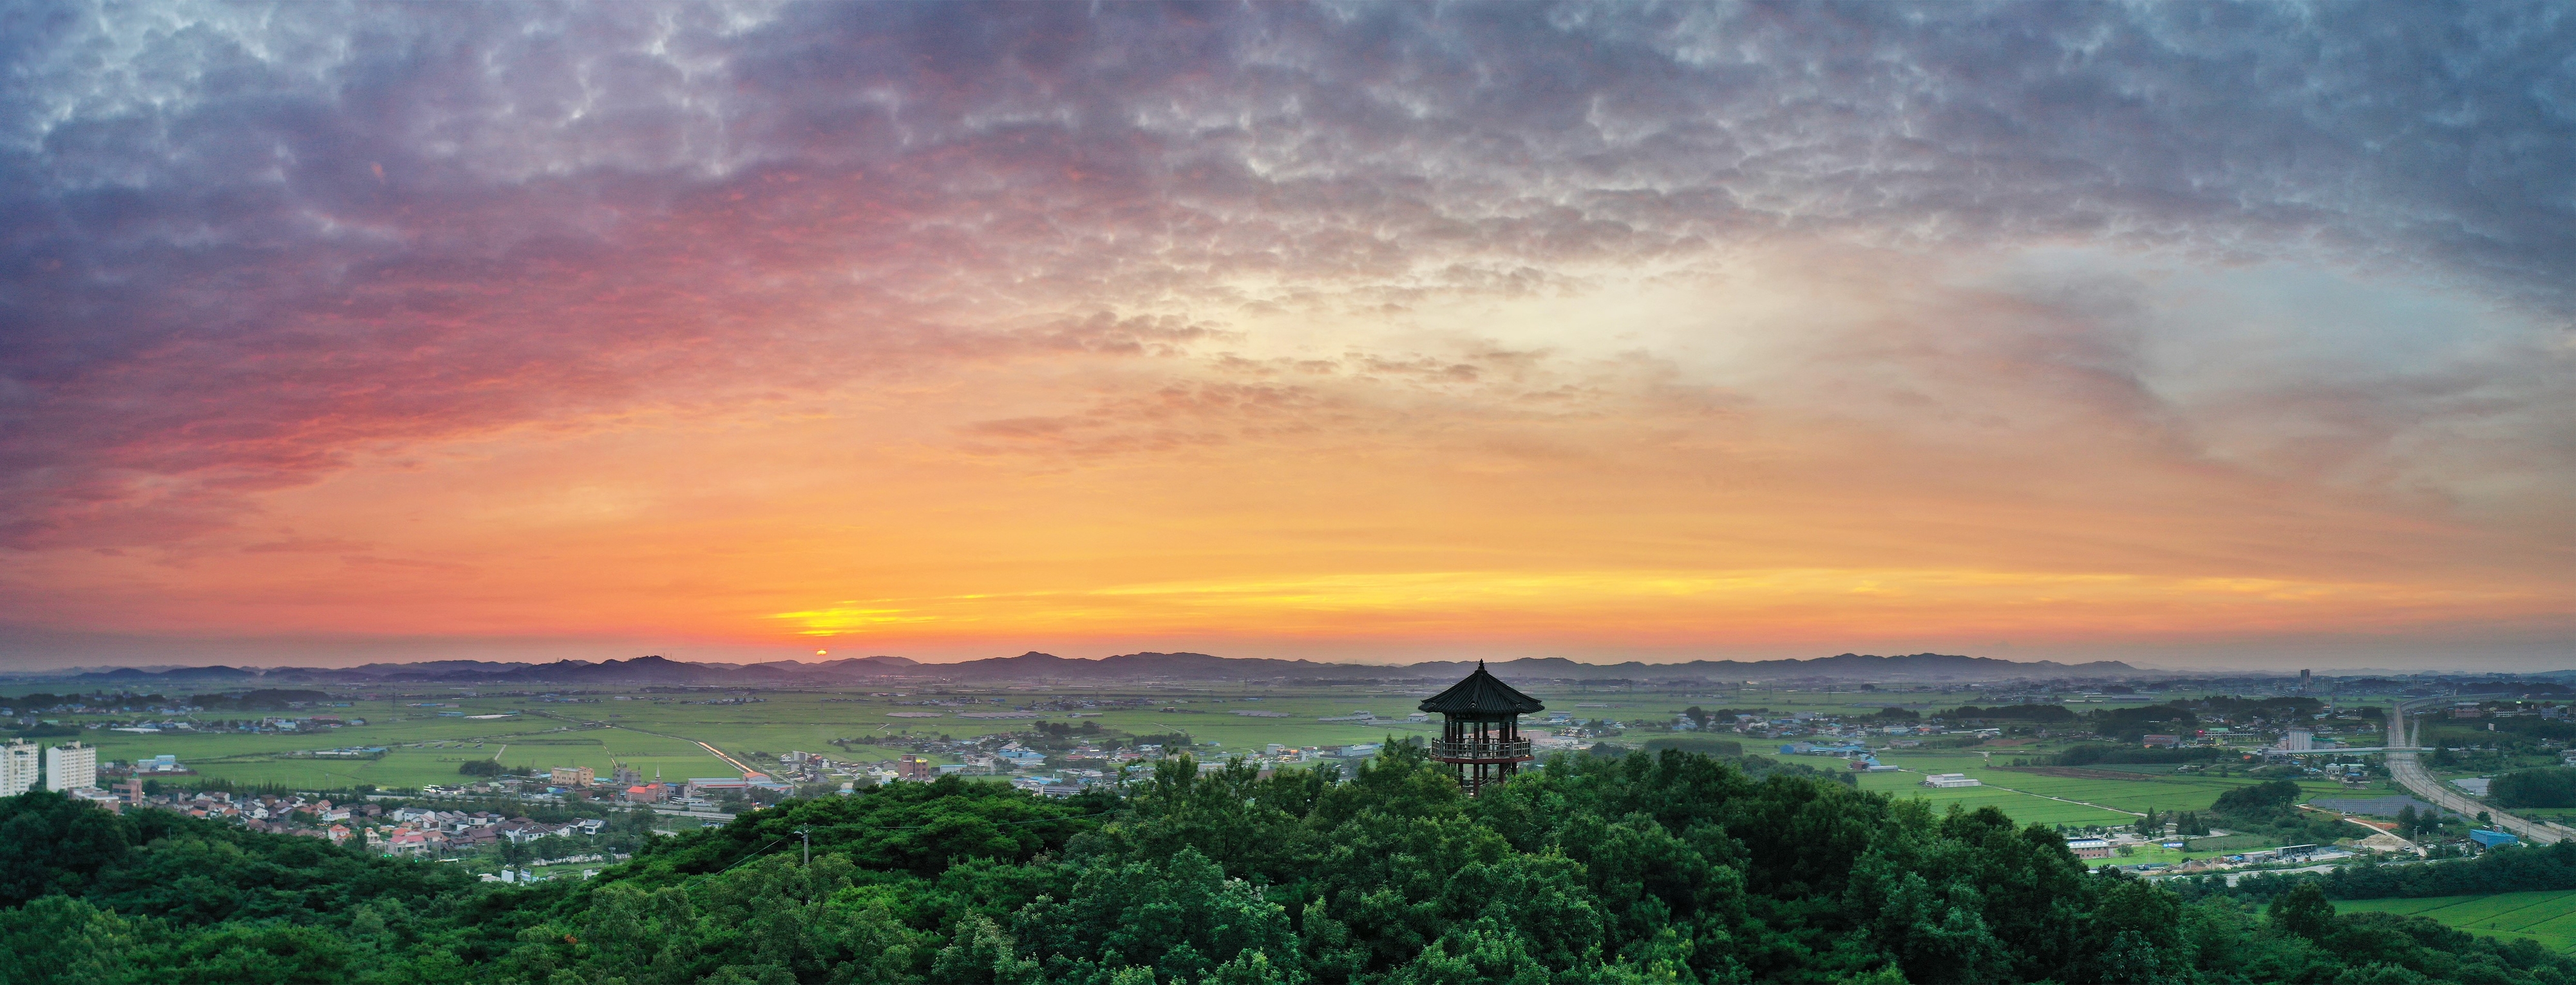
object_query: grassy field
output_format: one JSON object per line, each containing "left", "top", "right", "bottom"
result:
{"left": 1850, "top": 770, "right": 2136, "bottom": 826}
{"left": 1838, "top": 746, "right": 2391, "bottom": 865}
{"left": 2338, "top": 890, "right": 2576, "bottom": 952}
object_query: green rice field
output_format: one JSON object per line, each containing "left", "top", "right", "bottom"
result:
{"left": 1848, "top": 749, "right": 2373, "bottom": 840}
{"left": 2338, "top": 890, "right": 2576, "bottom": 952}
{"left": 18, "top": 680, "right": 2401, "bottom": 821}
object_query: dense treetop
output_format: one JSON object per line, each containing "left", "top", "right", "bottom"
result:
{"left": 5, "top": 745, "right": 2573, "bottom": 983}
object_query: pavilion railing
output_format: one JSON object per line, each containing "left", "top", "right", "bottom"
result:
{"left": 1428, "top": 738, "right": 1533, "bottom": 761}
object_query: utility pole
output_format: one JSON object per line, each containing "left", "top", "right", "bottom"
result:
{"left": 800, "top": 827, "right": 810, "bottom": 866}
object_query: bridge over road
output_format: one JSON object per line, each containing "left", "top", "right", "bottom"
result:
{"left": 2385, "top": 700, "right": 2572, "bottom": 846}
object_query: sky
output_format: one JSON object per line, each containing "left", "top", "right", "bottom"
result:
{"left": 1, "top": 2, "right": 2571, "bottom": 672}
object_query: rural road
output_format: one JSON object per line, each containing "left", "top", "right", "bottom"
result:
{"left": 2385, "top": 700, "right": 2568, "bottom": 846}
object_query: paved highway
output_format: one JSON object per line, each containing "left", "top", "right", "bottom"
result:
{"left": 2384, "top": 700, "right": 2570, "bottom": 845}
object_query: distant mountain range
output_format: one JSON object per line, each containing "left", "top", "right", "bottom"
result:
{"left": 9, "top": 650, "right": 2150, "bottom": 688}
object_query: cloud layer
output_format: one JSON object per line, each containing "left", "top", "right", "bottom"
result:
{"left": 2, "top": 2, "right": 2570, "bottom": 667}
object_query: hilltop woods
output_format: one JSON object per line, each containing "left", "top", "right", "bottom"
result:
{"left": 7, "top": 745, "right": 2576, "bottom": 984}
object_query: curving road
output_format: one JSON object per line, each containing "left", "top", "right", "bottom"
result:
{"left": 2384, "top": 700, "right": 2568, "bottom": 846}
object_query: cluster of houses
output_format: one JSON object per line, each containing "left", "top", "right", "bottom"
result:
{"left": 375, "top": 807, "right": 605, "bottom": 856}
{"left": 35, "top": 776, "right": 614, "bottom": 859}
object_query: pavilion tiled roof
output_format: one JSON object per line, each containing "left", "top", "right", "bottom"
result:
{"left": 1417, "top": 661, "right": 1544, "bottom": 716}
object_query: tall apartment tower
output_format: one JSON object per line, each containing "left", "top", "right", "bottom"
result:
{"left": 2298, "top": 669, "right": 2312, "bottom": 692}
{"left": 1, "top": 740, "right": 37, "bottom": 796}
{"left": 46, "top": 741, "right": 97, "bottom": 791}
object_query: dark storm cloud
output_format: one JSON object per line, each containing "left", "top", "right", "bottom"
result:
{"left": 3, "top": 1, "right": 2571, "bottom": 547}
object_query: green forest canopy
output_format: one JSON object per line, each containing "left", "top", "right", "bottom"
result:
{"left": 4, "top": 745, "right": 2573, "bottom": 984}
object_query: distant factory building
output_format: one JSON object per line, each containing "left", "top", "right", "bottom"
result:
{"left": 1920, "top": 773, "right": 1983, "bottom": 789}
{"left": 686, "top": 778, "right": 750, "bottom": 798}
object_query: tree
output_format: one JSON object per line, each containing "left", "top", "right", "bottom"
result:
{"left": 0, "top": 895, "right": 141, "bottom": 985}
{"left": 2269, "top": 882, "right": 2336, "bottom": 941}
{"left": 2490, "top": 769, "right": 2576, "bottom": 809}
{"left": 162, "top": 923, "right": 358, "bottom": 984}
{"left": 1015, "top": 846, "right": 1299, "bottom": 983}
{"left": 2213, "top": 780, "right": 2304, "bottom": 818}
{"left": 929, "top": 913, "right": 1037, "bottom": 985}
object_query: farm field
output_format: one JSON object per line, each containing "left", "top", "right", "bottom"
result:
{"left": 1843, "top": 748, "right": 2387, "bottom": 852}
{"left": 1851, "top": 770, "right": 2136, "bottom": 826}
{"left": 2338, "top": 890, "right": 2576, "bottom": 953}
{"left": 26, "top": 678, "right": 2412, "bottom": 803}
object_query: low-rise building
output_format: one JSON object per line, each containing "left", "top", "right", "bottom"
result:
{"left": 1921, "top": 774, "right": 1983, "bottom": 789}
{"left": 2470, "top": 828, "right": 2519, "bottom": 849}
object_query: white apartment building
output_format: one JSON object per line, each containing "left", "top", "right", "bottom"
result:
{"left": 46, "top": 741, "right": 97, "bottom": 791}
{"left": 1, "top": 740, "right": 37, "bottom": 796}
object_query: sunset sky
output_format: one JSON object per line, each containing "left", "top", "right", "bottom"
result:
{"left": 3, "top": 3, "right": 2570, "bottom": 671}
